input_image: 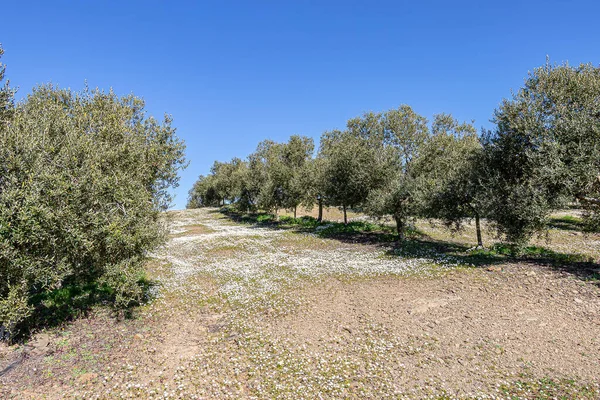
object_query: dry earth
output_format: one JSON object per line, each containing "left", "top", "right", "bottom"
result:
{"left": 1, "top": 208, "right": 599, "bottom": 399}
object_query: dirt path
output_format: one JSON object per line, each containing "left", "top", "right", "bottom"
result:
{"left": 1, "top": 208, "right": 599, "bottom": 399}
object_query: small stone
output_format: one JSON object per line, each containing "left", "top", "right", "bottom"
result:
{"left": 487, "top": 266, "right": 502, "bottom": 272}
{"left": 134, "top": 333, "right": 144, "bottom": 340}
{"left": 574, "top": 298, "right": 583, "bottom": 304}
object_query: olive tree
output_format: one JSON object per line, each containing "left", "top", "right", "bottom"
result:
{"left": 485, "top": 61, "right": 600, "bottom": 244}
{"left": 187, "top": 174, "right": 221, "bottom": 208}
{"left": 319, "top": 130, "right": 383, "bottom": 224}
{"left": 299, "top": 156, "right": 327, "bottom": 222}
{"left": 238, "top": 136, "right": 315, "bottom": 217}
{"left": 0, "top": 83, "right": 186, "bottom": 336}
{"left": 229, "top": 159, "right": 255, "bottom": 212}
{"left": 208, "top": 161, "right": 236, "bottom": 205}
{"left": 188, "top": 158, "right": 252, "bottom": 209}
{"left": 417, "top": 114, "right": 486, "bottom": 247}
{"left": 253, "top": 140, "right": 288, "bottom": 214}
{"left": 365, "top": 105, "right": 429, "bottom": 239}
{"left": 282, "top": 135, "right": 315, "bottom": 218}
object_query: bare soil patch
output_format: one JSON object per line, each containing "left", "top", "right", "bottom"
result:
{"left": 1, "top": 208, "right": 599, "bottom": 399}
{"left": 169, "top": 223, "right": 214, "bottom": 238}
{"left": 278, "top": 206, "right": 362, "bottom": 223}
{"left": 260, "top": 266, "right": 600, "bottom": 395}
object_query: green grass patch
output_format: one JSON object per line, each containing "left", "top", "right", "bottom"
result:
{"left": 548, "top": 214, "right": 585, "bottom": 231}
{"left": 498, "top": 376, "right": 600, "bottom": 399}
{"left": 315, "top": 220, "right": 394, "bottom": 236}
{"left": 28, "top": 282, "right": 114, "bottom": 327}
{"left": 221, "top": 208, "right": 399, "bottom": 240}
{"left": 219, "top": 208, "right": 599, "bottom": 277}
{"left": 279, "top": 215, "right": 321, "bottom": 229}
{"left": 20, "top": 272, "right": 157, "bottom": 340}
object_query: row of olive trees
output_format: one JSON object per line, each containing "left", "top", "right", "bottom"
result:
{"left": 188, "top": 135, "right": 316, "bottom": 217}
{"left": 189, "top": 61, "right": 600, "bottom": 249}
{"left": 0, "top": 45, "right": 187, "bottom": 338}
{"left": 188, "top": 107, "right": 482, "bottom": 241}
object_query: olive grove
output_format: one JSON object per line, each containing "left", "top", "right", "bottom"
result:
{"left": 188, "top": 61, "right": 600, "bottom": 250}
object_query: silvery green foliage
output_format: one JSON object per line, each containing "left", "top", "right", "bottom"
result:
{"left": 0, "top": 45, "right": 15, "bottom": 127}
{"left": 0, "top": 81, "right": 186, "bottom": 336}
{"left": 416, "top": 113, "right": 478, "bottom": 198}
{"left": 416, "top": 115, "right": 487, "bottom": 245}
{"left": 251, "top": 136, "right": 314, "bottom": 214}
{"left": 187, "top": 174, "right": 220, "bottom": 208}
{"left": 188, "top": 158, "right": 254, "bottom": 210}
{"left": 362, "top": 106, "right": 429, "bottom": 238}
{"left": 188, "top": 136, "right": 314, "bottom": 216}
{"left": 297, "top": 156, "right": 327, "bottom": 217}
{"left": 281, "top": 135, "right": 315, "bottom": 216}
{"left": 485, "top": 61, "right": 600, "bottom": 243}
{"left": 244, "top": 140, "right": 275, "bottom": 210}
{"left": 319, "top": 129, "right": 385, "bottom": 224}
{"left": 209, "top": 158, "right": 247, "bottom": 206}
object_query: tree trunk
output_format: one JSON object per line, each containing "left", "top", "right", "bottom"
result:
{"left": 317, "top": 197, "right": 323, "bottom": 222}
{"left": 577, "top": 194, "right": 600, "bottom": 205}
{"left": 395, "top": 216, "right": 404, "bottom": 241}
{"left": 294, "top": 206, "right": 297, "bottom": 219}
{"left": 343, "top": 205, "right": 347, "bottom": 225}
{"left": 475, "top": 212, "right": 483, "bottom": 248}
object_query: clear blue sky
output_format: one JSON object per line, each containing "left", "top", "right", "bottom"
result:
{"left": 2, "top": 1, "right": 599, "bottom": 209}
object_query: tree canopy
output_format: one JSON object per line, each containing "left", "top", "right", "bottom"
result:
{"left": 484, "top": 62, "right": 600, "bottom": 243}
{"left": 189, "top": 60, "right": 600, "bottom": 250}
{"left": 0, "top": 46, "right": 187, "bottom": 336}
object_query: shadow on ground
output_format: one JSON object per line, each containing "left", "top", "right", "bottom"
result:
{"left": 2, "top": 276, "right": 157, "bottom": 344}
{"left": 547, "top": 215, "right": 587, "bottom": 232}
{"left": 216, "top": 208, "right": 600, "bottom": 284}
